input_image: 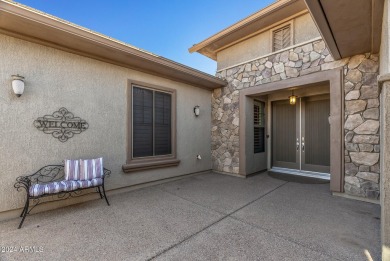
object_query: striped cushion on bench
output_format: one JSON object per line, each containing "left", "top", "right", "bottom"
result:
{"left": 77, "top": 178, "right": 103, "bottom": 188}
{"left": 60, "top": 180, "right": 80, "bottom": 192}
{"left": 29, "top": 180, "right": 80, "bottom": 197}
{"left": 29, "top": 180, "right": 77, "bottom": 197}
{"left": 29, "top": 182, "right": 64, "bottom": 197}
{"left": 64, "top": 159, "right": 80, "bottom": 180}
{"left": 80, "top": 158, "right": 103, "bottom": 180}
{"left": 29, "top": 179, "right": 102, "bottom": 197}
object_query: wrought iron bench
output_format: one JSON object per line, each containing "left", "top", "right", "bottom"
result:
{"left": 14, "top": 164, "right": 110, "bottom": 229}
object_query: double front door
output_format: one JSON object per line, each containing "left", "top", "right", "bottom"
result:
{"left": 271, "top": 95, "right": 330, "bottom": 174}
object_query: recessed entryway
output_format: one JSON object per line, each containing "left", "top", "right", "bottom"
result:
{"left": 239, "top": 69, "right": 343, "bottom": 192}
{"left": 271, "top": 94, "right": 330, "bottom": 180}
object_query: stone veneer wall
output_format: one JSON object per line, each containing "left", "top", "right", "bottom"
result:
{"left": 213, "top": 39, "right": 380, "bottom": 198}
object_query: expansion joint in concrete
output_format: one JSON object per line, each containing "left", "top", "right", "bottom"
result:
{"left": 149, "top": 181, "right": 289, "bottom": 260}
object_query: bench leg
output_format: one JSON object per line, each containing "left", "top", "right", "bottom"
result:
{"left": 97, "top": 187, "right": 103, "bottom": 199}
{"left": 20, "top": 199, "right": 28, "bottom": 217}
{"left": 18, "top": 198, "right": 29, "bottom": 229}
{"left": 101, "top": 184, "right": 110, "bottom": 206}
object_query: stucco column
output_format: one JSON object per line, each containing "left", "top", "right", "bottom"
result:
{"left": 379, "top": 1, "right": 390, "bottom": 259}
{"left": 380, "top": 76, "right": 390, "bottom": 261}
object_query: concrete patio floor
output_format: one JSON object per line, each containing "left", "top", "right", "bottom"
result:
{"left": 0, "top": 172, "right": 380, "bottom": 261}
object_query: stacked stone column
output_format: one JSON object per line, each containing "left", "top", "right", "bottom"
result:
{"left": 344, "top": 56, "right": 380, "bottom": 198}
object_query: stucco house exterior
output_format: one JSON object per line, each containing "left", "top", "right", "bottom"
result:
{"left": 189, "top": 0, "right": 389, "bottom": 259}
{"left": 0, "top": 0, "right": 226, "bottom": 219}
{"left": 0, "top": 0, "right": 390, "bottom": 259}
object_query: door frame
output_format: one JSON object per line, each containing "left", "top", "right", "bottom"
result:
{"left": 239, "top": 69, "right": 344, "bottom": 192}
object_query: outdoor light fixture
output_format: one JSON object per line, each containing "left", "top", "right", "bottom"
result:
{"left": 11, "top": 75, "right": 25, "bottom": 97}
{"left": 194, "top": 105, "right": 200, "bottom": 116}
{"left": 289, "top": 91, "right": 297, "bottom": 105}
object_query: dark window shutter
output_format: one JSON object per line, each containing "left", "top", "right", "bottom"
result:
{"left": 254, "top": 101, "right": 265, "bottom": 153}
{"left": 155, "top": 92, "right": 172, "bottom": 155}
{"left": 254, "top": 127, "right": 265, "bottom": 153}
{"left": 133, "top": 87, "right": 153, "bottom": 157}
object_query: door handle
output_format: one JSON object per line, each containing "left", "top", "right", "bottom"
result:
{"left": 296, "top": 138, "right": 300, "bottom": 151}
{"left": 302, "top": 137, "right": 305, "bottom": 152}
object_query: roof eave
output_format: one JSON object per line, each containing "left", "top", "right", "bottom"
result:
{"left": 303, "top": 0, "right": 341, "bottom": 60}
{"left": 189, "top": 0, "right": 306, "bottom": 60}
{"left": 304, "top": 0, "right": 384, "bottom": 59}
{"left": 0, "top": 0, "right": 226, "bottom": 90}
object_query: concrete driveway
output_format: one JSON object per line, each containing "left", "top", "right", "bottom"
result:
{"left": 0, "top": 172, "right": 380, "bottom": 261}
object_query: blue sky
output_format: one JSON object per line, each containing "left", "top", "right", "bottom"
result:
{"left": 16, "top": 0, "right": 275, "bottom": 75}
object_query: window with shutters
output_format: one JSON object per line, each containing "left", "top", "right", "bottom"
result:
{"left": 254, "top": 101, "right": 265, "bottom": 153}
{"left": 272, "top": 24, "right": 292, "bottom": 52}
{"left": 123, "top": 82, "right": 179, "bottom": 173}
{"left": 132, "top": 86, "right": 172, "bottom": 158}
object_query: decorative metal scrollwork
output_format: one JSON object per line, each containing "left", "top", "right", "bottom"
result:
{"left": 33, "top": 107, "right": 89, "bottom": 142}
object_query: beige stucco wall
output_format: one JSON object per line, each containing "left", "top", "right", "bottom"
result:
{"left": 293, "top": 12, "right": 320, "bottom": 44}
{"left": 0, "top": 34, "right": 213, "bottom": 214}
{"left": 217, "top": 32, "right": 271, "bottom": 72}
{"left": 380, "top": 0, "right": 390, "bottom": 260}
{"left": 381, "top": 82, "right": 390, "bottom": 261}
{"left": 216, "top": 13, "right": 321, "bottom": 70}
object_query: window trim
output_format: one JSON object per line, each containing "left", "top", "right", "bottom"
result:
{"left": 270, "top": 21, "right": 294, "bottom": 52}
{"left": 122, "top": 80, "right": 179, "bottom": 173}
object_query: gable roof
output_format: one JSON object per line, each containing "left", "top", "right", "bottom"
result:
{"left": 0, "top": 0, "right": 226, "bottom": 90}
{"left": 189, "top": 0, "right": 307, "bottom": 60}
{"left": 190, "top": 0, "right": 385, "bottom": 61}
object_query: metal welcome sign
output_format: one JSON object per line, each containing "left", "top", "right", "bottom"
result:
{"left": 34, "top": 107, "right": 89, "bottom": 142}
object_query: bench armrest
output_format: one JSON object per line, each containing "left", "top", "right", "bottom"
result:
{"left": 14, "top": 176, "right": 31, "bottom": 193}
{"left": 103, "top": 168, "right": 111, "bottom": 178}
{"left": 15, "top": 165, "right": 65, "bottom": 191}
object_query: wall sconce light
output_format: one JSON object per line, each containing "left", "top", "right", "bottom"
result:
{"left": 289, "top": 91, "right": 297, "bottom": 105}
{"left": 11, "top": 75, "right": 25, "bottom": 97}
{"left": 194, "top": 105, "right": 200, "bottom": 117}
